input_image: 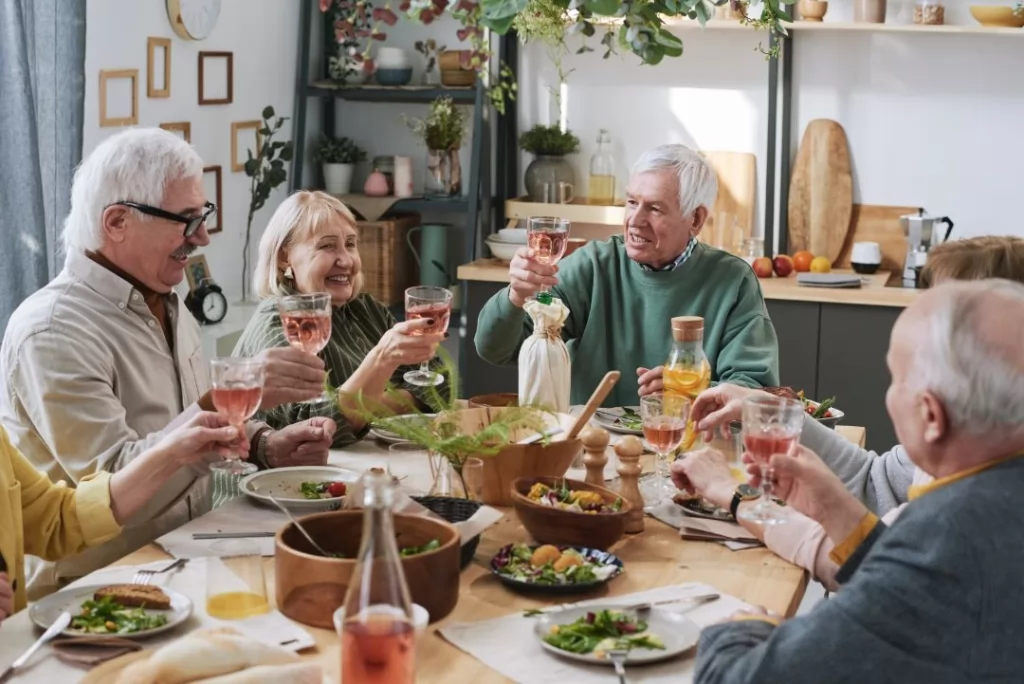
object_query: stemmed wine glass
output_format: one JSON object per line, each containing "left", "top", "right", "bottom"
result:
{"left": 278, "top": 292, "right": 332, "bottom": 404}
{"left": 640, "top": 393, "right": 691, "bottom": 500}
{"left": 403, "top": 286, "right": 452, "bottom": 387}
{"left": 209, "top": 358, "right": 265, "bottom": 476}
{"left": 526, "top": 216, "right": 570, "bottom": 302}
{"left": 738, "top": 395, "right": 805, "bottom": 525}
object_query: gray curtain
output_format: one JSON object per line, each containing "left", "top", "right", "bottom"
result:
{"left": 0, "top": 0, "right": 85, "bottom": 329}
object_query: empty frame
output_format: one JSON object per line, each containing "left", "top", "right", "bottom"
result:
{"left": 147, "top": 37, "right": 171, "bottom": 98}
{"left": 230, "top": 120, "right": 262, "bottom": 173}
{"left": 99, "top": 69, "right": 139, "bottom": 127}
{"left": 159, "top": 122, "right": 191, "bottom": 143}
{"left": 202, "top": 165, "right": 223, "bottom": 234}
{"left": 198, "top": 51, "right": 233, "bottom": 105}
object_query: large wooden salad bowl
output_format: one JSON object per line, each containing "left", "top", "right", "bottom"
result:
{"left": 510, "top": 476, "right": 632, "bottom": 551}
{"left": 274, "top": 510, "right": 460, "bottom": 628}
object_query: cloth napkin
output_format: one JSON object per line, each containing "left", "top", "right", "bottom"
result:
{"left": 648, "top": 501, "right": 763, "bottom": 551}
{"left": 439, "top": 583, "right": 750, "bottom": 684}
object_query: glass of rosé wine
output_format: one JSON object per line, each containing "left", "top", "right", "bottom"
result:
{"left": 403, "top": 286, "right": 452, "bottom": 387}
{"left": 738, "top": 395, "right": 805, "bottom": 525}
{"left": 526, "top": 216, "right": 570, "bottom": 301}
{"left": 640, "top": 393, "right": 691, "bottom": 499}
{"left": 277, "top": 292, "right": 333, "bottom": 404}
{"left": 209, "top": 358, "right": 265, "bottom": 476}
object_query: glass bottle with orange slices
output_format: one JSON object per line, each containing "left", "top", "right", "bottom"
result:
{"left": 663, "top": 316, "right": 711, "bottom": 455}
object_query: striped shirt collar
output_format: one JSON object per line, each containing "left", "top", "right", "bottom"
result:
{"left": 639, "top": 236, "right": 698, "bottom": 272}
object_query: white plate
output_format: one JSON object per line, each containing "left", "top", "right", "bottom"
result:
{"left": 533, "top": 604, "right": 700, "bottom": 665}
{"left": 368, "top": 414, "right": 436, "bottom": 444}
{"left": 238, "top": 465, "right": 360, "bottom": 512}
{"left": 30, "top": 584, "right": 192, "bottom": 640}
{"left": 592, "top": 407, "right": 644, "bottom": 436}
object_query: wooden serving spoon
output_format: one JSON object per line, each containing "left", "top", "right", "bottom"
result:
{"left": 566, "top": 371, "right": 621, "bottom": 440}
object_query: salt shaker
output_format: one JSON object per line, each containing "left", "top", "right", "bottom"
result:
{"left": 580, "top": 426, "right": 610, "bottom": 488}
{"left": 614, "top": 436, "right": 645, "bottom": 534}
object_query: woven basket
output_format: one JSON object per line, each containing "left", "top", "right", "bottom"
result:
{"left": 355, "top": 213, "right": 419, "bottom": 306}
{"left": 412, "top": 496, "right": 481, "bottom": 569}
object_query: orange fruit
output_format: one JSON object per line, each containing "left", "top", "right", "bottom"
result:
{"left": 810, "top": 256, "right": 832, "bottom": 273}
{"left": 793, "top": 250, "right": 814, "bottom": 272}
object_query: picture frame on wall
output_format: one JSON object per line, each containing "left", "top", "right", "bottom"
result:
{"left": 230, "top": 120, "right": 262, "bottom": 172}
{"left": 99, "top": 69, "right": 139, "bottom": 127}
{"left": 198, "top": 51, "right": 233, "bottom": 105}
{"left": 202, "top": 165, "right": 223, "bottom": 234}
{"left": 159, "top": 121, "right": 191, "bottom": 143}
{"left": 184, "top": 254, "right": 213, "bottom": 292}
{"left": 147, "top": 37, "right": 171, "bottom": 98}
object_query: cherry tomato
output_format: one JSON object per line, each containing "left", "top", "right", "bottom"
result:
{"left": 327, "top": 481, "right": 347, "bottom": 498}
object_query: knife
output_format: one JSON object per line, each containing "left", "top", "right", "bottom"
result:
{"left": 192, "top": 532, "right": 276, "bottom": 540}
{"left": 0, "top": 611, "right": 72, "bottom": 683}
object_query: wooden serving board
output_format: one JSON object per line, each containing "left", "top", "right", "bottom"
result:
{"left": 701, "top": 151, "right": 757, "bottom": 251}
{"left": 834, "top": 204, "right": 921, "bottom": 279}
{"left": 788, "top": 119, "right": 854, "bottom": 263}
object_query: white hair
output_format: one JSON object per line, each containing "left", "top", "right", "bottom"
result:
{"left": 62, "top": 127, "right": 204, "bottom": 256}
{"left": 630, "top": 144, "right": 718, "bottom": 218}
{"left": 911, "top": 278, "right": 1024, "bottom": 437}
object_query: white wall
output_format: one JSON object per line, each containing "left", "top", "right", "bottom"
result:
{"left": 85, "top": 0, "right": 300, "bottom": 301}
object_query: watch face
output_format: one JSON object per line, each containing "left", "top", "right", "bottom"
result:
{"left": 737, "top": 483, "right": 760, "bottom": 499}
{"left": 203, "top": 290, "right": 228, "bottom": 323}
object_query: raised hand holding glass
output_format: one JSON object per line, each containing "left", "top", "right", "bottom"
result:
{"left": 209, "top": 358, "right": 265, "bottom": 476}
{"left": 738, "top": 395, "right": 805, "bottom": 525}
{"left": 403, "top": 286, "right": 452, "bottom": 387}
{"left": 278, "top": 292, "right": 333, "bottom": 404}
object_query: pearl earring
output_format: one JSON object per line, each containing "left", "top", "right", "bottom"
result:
{"left": 284, "top": 266, "right": 294, "bottom": 280}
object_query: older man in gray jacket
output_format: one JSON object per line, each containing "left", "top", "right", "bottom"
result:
{"left": 693, "top": 278, "right": 1024, "bottom": 684}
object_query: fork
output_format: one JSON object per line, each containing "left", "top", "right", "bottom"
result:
{"left": 132, "top": 558, "right": 187, "bottom": 586}
{"left": 608, "top": 649, "right": 629, "bottom": 684}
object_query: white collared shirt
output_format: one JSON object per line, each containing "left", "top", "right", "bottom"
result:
{"left": 0, "top": 251, "right": 214, "bottom": 596}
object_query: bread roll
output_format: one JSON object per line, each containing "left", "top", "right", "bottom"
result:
{"left": 115, "top": 633, "right": 298, "bottom": 684}
{"left": 191, "top": 663, "right": 322, "bottom": 683}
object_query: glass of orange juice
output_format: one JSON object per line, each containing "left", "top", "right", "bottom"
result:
{"left": 206, "top": 539, "right": 270, "bottom": 620}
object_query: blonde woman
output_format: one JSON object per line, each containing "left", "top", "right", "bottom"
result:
{"left": 234, "top": 191, "right": 446, "bottom": 448}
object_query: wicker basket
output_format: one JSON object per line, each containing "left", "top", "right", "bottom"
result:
{"left": 356, "top": 213, "right": 420, "bottom": 306}
{"left": 441, "top": 69, "right": 477, "bottom": 87}
{"left": 412, "top": 496, "right": 481, "bottom": 569}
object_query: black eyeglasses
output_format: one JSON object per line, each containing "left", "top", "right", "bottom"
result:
{"left": 115, "top": 201, "right": 217, "bottom": 237}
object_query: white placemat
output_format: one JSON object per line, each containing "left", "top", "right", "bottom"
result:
{"left": 439, "top": 583, "right": 748, "bottom": 684}
{"left": 156, "top": 496, "right": 285, "bottom": 558}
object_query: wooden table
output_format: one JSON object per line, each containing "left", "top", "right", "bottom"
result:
{"left": 115, "top": 425, "right": 865, "bottom": 683}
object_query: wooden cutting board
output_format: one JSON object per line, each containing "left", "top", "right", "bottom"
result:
{"left": 700, "top": 151, "right": 757, "bottom": 251}
{"left": 788, "top": 120, "right": 854, "bottom": 262}
{"left": 835, "top": 204, "right": 921, "bottom": 278}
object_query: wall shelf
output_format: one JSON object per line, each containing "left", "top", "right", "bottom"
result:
{"left": 783, "top": 20, "right": 1024, "bottom": 36}
{"left": 305, "top": 81, "right": 478, "bottom": 104}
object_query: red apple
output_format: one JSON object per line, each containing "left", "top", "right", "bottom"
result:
{"left": 773, "top": 254, "right": 795, "bottom": 277}
{"left": 752, "top": 257, "right": 774, "bottom": 278}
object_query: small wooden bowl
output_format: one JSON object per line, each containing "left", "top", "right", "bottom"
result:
{"left": 438, "top": 50, "right": 470, "bottom": 71}
{"left": 467, "top": 393, "right": 519, "bottom": 409}
{"left": 510, "top": 476, "right": 632, "bottom": 550}
{"left": 274, "top": 510, "right": 461, "bottom": 628}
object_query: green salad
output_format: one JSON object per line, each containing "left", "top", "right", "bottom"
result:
{"left": 614, "top": 407, "right": 643, "bottom": 431}
{"left": 300, "top": 480, "right": 347, "bottom": 499}
{"left": 326, "top": 538, "right": 440, "bottom": 559}
{"left": 493, "top": 543, "right": 619, "bottom": 586}
{"left": 70, "top": 596, "right": 169, "bottom": 635}
{"left": 543, "top": 609, "right": 665, "bottom": 657}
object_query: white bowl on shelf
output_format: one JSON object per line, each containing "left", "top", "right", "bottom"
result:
{"left": 486, "top": 238, "right": 520, "bottom": 262}
{"left": 375, "top": 47, "right": 409, "bottom": 69}
{"left": 497, "top": 227, "right": 528, "bottom": 244}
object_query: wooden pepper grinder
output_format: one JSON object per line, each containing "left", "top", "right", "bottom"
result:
{"left": 579, "top": 425, "right": 610, "bottom": 488}
{"left": 615, "top": 436, "right": 645, "bottom": 534}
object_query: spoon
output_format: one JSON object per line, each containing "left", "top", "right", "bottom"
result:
{"left": 267, "top": 495, "right": 331, "bottom": 557}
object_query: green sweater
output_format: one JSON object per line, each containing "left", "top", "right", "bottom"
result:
{"left": 474, "top": 237, "right": 779, "bottom": 407}
{"left": 232, "top": 292, "right": 446, "bottom": 448}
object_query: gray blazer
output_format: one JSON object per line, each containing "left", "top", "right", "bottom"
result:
{"left": 695, "top": 456, "right": 1024, "bottom": 683}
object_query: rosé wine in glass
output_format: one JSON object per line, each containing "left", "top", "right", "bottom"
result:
{"left": 405, "top": 303, "right": 451, "bottom": 336}
{"left": 526, "top": 216, "right": 571, "bottom": 302}
{"left": 403, "top": 286, "right": 452, "bottom": 387}
{"left": 277, "top": 292, "right": 333, "bottom": 404}
{"left": 640, "top": 393, "right": 691, "bottom": 503}
{"left": 209, "top": 358, "right": 265, "bottom": 476}
{"left": 738, "top": 395, "right": 805, "bottom": 526}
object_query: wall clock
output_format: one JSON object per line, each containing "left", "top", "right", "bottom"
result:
{"left": 166, "top": 0, "right": 222, "bottom": 41}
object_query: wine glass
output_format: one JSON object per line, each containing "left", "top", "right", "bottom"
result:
{"left": 526, "top": 216, "right": 570, "bottom": 301}
{"left": 277, "top": 292, "right": 332, "bottom": 404}
{"left": 640, "top": 393, "right": 691, "bottom": 500}
{"left": 738, "top": 395, "right": 805, "bottom": 525}
{"left": 402, "top": 286, "right": 452, "bottom": 387}
{"left": 209, "top": 358, "right": 265, "bottom": 476}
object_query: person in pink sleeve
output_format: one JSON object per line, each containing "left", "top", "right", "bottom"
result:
{"left": 671, "top": 235, "right": 1024, "bottom": 590}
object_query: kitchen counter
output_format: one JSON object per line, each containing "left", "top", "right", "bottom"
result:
{"left": 456, "top": 258, "right": 921, "bottom": 309}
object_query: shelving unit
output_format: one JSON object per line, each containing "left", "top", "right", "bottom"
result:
{"left": 782, "top": 19, "right": 1024, "bottom": 35}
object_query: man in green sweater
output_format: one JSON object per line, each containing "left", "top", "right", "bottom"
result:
{"left": 475, "top": 143, "right": 779, "bottom": 407}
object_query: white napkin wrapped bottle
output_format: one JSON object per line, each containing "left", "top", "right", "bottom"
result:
{"left": 518, "top": 297, "right": 571, "bottom": 413}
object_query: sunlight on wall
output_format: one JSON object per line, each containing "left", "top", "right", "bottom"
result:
{"left": 668, "top": 88, "right": 759, "bottom": 153}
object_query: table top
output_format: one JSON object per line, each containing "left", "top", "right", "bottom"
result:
{"left": 110, "top": 424, "right": 865, "bottom": 683}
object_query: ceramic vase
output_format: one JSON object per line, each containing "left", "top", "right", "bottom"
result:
{"left": 854, "top": 0, "right": 886, "bottom": 22}
{"left": 363, "top": 169, "right": 390, "bottom": 197}
{"left": 425, "top": 148, "right": 461, "bottom": 197}
{"left": 524, "top": 155, "right": 576, "bottom": 203}
{"left": 323, "top": 163, "right": 354, "bottom": 195}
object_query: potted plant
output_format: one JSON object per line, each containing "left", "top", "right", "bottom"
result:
{"left": 414, "top": 39, "right": 446, "bottom": 85}
{"left": 405, "top": 96, "right": 466, "bottom": 197}
{"left": 518, "top": 124, "right": 580, "bottom": 203}
{"left": 313, "top": 133, "right": 366, "bottom": 195}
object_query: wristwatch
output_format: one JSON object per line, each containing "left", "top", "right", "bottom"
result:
{"left": 729, "top": 484, "right": 760, "bottom": 519}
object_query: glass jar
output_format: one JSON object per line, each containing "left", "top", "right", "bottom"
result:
{"left": 663, "top": 316, "right": 711, "bottom": 455}
{"left": 741, "top": 237, "right": 764, "bottom": 265}
{"left": 914, "top": 0, "right": 944, "bottom": 24}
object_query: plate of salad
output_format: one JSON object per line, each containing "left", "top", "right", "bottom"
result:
{"left": 30, "top": 584, "right": 192, "bottom": 639}
{"left": 533, "top": 605, "right": 700, "bottom": 665}
{"left": 238, "top": 466, "right": 360, "bottom": 512}
{"left": 592, "top": 407, "right": 643, "bottom": 435}
{"left": 490, "top": 543, "right": 623, "bottom": 595}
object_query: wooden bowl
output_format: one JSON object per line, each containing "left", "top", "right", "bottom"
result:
{"left": 969, "top": 5, "right": 1024, "bottom": 26}
{"left": 274, "top": 510, "right": 461, "bottom": 628}
{"left": 444, "top": 408, "right": 582, "bottom": 506}
{"left": 510, "top": 476, "right": 632, "bottom": 550}
{"left": 441, "top": 69, "right": 477, "bottom": 87}
{"left": 438, "top": 50, "right": 470, "bottom": 71}
{"left": 467, "top": 393, "right": 519, "bottom": 409}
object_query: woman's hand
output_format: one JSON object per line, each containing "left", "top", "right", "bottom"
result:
{"left": 691, "top": 384, "right": 763, "bottom": 441}
{"left": 373, "top": 319, "right": 446, "bottom": 370}
{"left": 0, "top": 573, "right": 13, "bottom": 622}
{"left": 156, "top": 412, "right": 246, "bottom": 468}
{"left": 670, "top": 448, "right": 737, "bottom": 510}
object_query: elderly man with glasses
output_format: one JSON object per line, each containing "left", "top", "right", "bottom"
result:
{"left": 0, "top": 127, "right": 335, "bottom": 598}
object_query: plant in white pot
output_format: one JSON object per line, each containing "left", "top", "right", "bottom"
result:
{"left": 314, "top": 133, "right": 366, "bottom": 195}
